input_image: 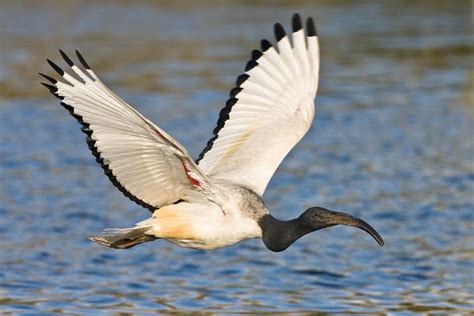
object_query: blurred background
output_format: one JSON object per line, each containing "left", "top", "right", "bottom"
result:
{"left": 1, "top": 0, "right": 473, "bottom": 314}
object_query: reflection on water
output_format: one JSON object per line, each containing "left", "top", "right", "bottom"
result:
{"left": 1, "top": 0, "right": 473, "bottom": 314}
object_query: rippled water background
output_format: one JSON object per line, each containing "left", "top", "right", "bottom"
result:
{"left": 1, "top": 1, "right": 473, "bottom": 314}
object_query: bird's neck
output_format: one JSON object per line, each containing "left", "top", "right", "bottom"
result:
{"left": 258, "top": 214, "right": 316, "bottom": 252}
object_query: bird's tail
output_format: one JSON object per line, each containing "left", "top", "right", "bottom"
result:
{"left": 89, "top": 225, "right": 156, "bottom": 249}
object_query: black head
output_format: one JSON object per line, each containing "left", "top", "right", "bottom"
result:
{"left": 300, "top": 207, "right": 384, "bottom": 246}
{"left": 259, "top": 206, "right": 384, "bottom": 252}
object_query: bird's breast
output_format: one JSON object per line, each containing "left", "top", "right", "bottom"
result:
{"left": 166, "top": 214, "right": 262, "bottom": 250}
{"left": 152, "top": 201, "right": 262, "bottom": 250}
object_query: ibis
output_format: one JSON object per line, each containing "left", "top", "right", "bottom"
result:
{"left": 40, "top": 14, "right": 384, "bottom": 252}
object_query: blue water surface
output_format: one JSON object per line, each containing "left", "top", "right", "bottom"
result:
{"left": 1, "top": 1, "right": 473, "bottom": 314}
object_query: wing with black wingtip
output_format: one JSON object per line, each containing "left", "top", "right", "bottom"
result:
{"left": 40, "top": 51, "right": 214, "bottom": 212}
{"left": 197, "top": 14, "right": 320, "bottom": 196}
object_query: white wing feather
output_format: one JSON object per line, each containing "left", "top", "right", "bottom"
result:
{"left": 197, "top": 15, "right": 320, "bottom": 196}
{"left": 42, "top": 51, "right": 214, "bottom": 211}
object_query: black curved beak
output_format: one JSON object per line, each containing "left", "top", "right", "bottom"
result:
{"left": 306, "top": 208, "right": 384, "bottom": 247}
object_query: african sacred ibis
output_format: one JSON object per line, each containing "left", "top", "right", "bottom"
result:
{"left": 40, "top": 14, "right": 384, "bottom": 251}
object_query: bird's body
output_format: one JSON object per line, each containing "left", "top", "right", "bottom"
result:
{"left": 41, "top": 14, "right": 384, "bottom": 252}
{"left": 138, "top": 183, "right": 265, "bottom": 250}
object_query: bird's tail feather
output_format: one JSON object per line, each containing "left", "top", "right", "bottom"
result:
{"left": 89, "top": 226, "right": 156, "bottom": 249}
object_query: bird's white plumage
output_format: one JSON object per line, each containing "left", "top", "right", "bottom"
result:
{"left": 51, "top": 59, "right": 215, "bottom": 210}
{"left": 41, "top": 15, "right": 324, "bottom": 250}
{"left": 197, "top": 24, "right": 320, "bottom": 196}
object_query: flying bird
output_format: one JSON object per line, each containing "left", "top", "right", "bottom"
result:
{"left": 40, "top": 14, "right": 384, "bottom": 252}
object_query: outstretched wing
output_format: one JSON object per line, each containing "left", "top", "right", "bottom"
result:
{"left": 41, "top": 51, "right": 213, "bottom": 212}
{"left": 197, "top": 14, "right": 320, "bottom": 196}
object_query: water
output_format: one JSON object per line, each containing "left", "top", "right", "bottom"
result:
{"left": 1, "top": 1, "right": 473, "bottom": 314}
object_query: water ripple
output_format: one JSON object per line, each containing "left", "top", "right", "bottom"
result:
{"left": 1, "top": 0, "right": 473, "bottom": 314}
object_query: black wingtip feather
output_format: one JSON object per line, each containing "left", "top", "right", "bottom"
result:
{"left": 292, "top": 13, "right": 302, "bottom": 32}
{"left": 229, "top": 87, "right": 242, "bottom": 97}
{"left": 245, "top": 60, "right": 258, "bottom": 71}
{"left": 75, "top": 50, "right": 90, "bottom": 69}
{"left": 86, "top": 138, "right": 96, "bottom": 149}
{"left": 59, "top": 49, "right": 74, "bottom": 67}
{"left": 60, "top": 102, "right": 74, "bottom": 113}
{"left": 226, "top": 97, "right": 238, "bottom": 108}
{"left": 60, "top": 102, "right": 83, "bottom": 121}
{"left": 44, "top": 87, "right": 63, "bottom": 100}
{"left": 306, "top": 17, "right": 317, "bottom": 36}
{"left": 39, "top": 73, "right": 57, "bottom": 84}
{"left": 81, "top": 126, "right": 93, "bottom": 137}
{"left": 47, "top": 59, "right": 64, "bottom": 76}
{"left": 274, "top": 23, "right": 286, "bottom": 41}
{"left": 251, "top": 50, "right": 263, "bottom": 61}
{"left": 236, "top": 74, "right": 249, "bottom": 86}
{"left": 41, "top": 82, "right": 57, "bottom": 92}
{"left": 260, "top": 39, "right": 272, "bottom": 52}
